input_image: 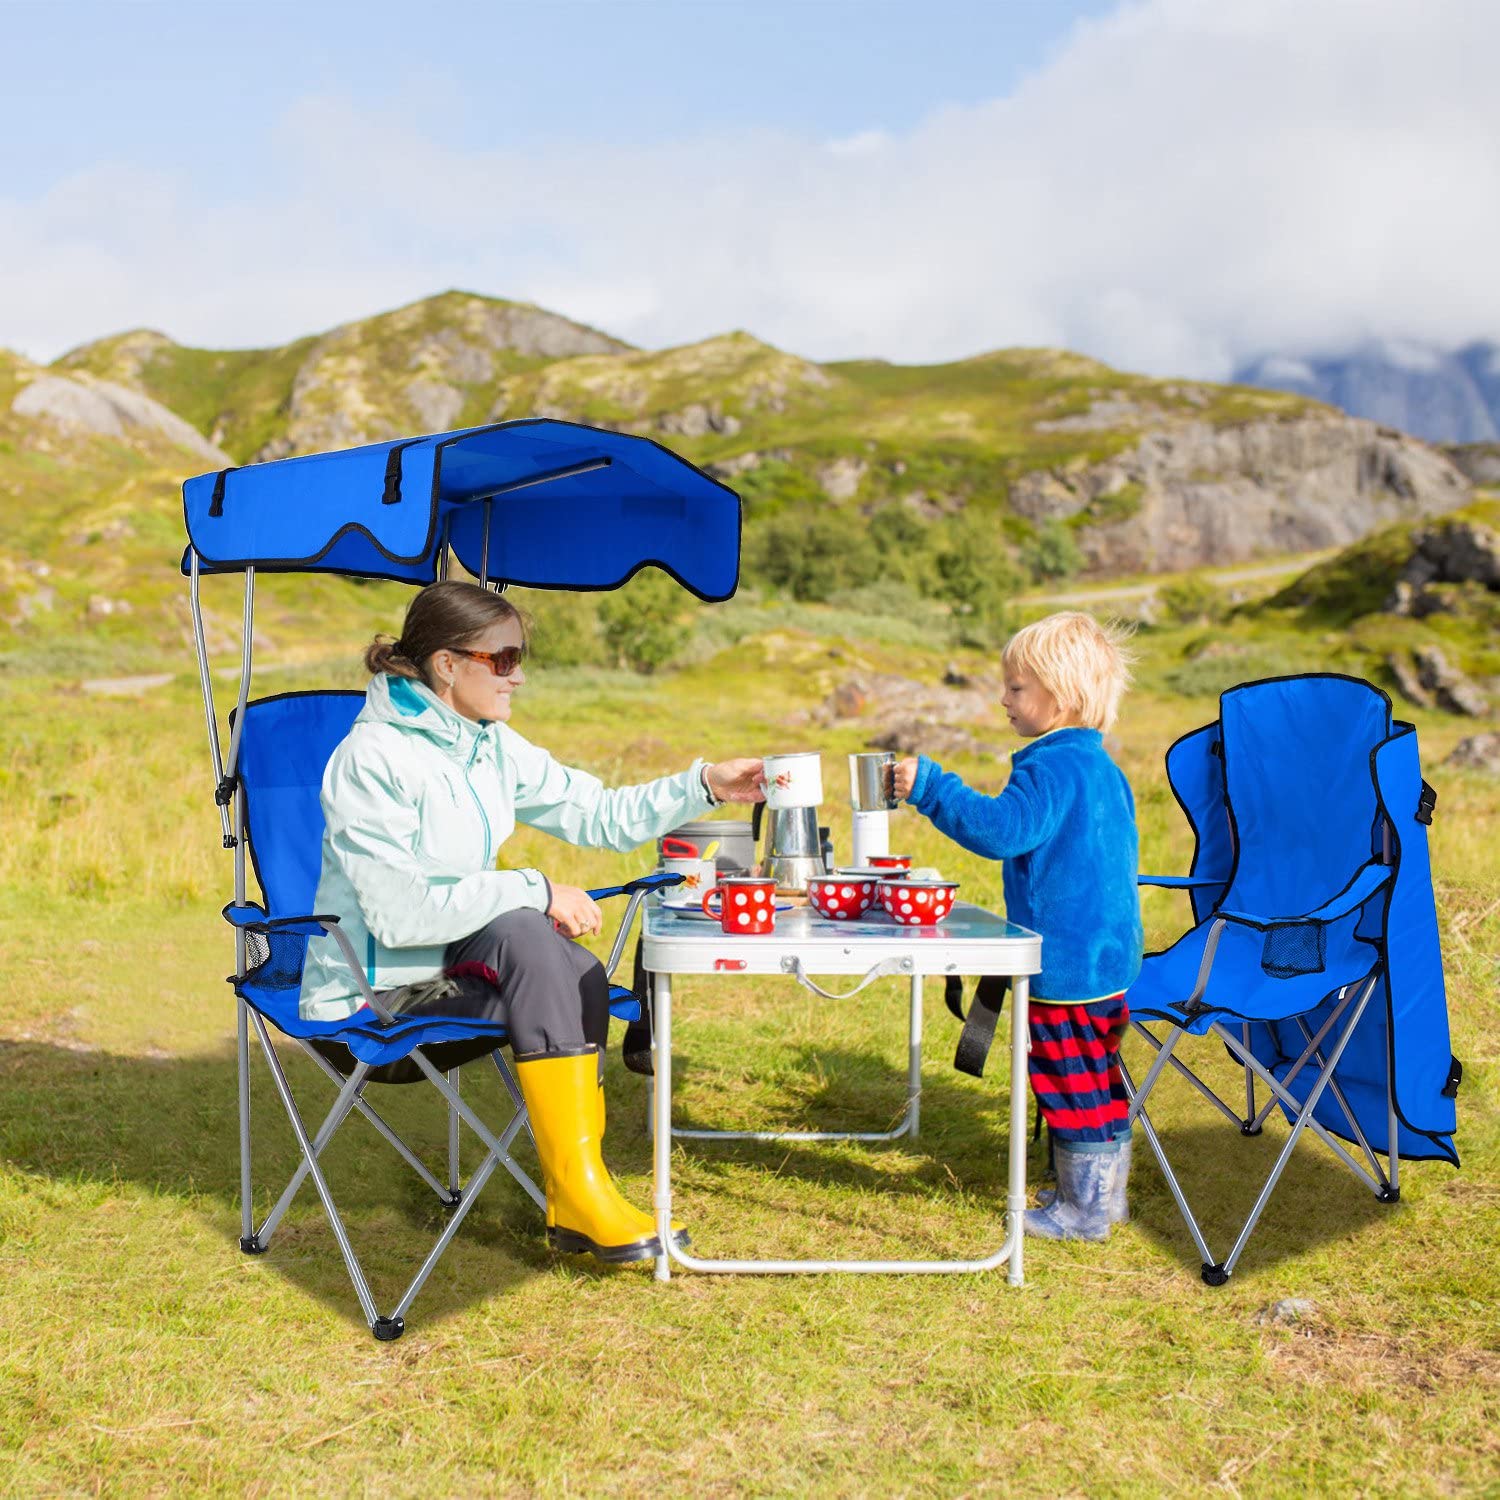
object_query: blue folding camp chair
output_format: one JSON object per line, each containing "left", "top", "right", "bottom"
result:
{"left": 1125, "top": 674, "right": 1461, "bottom": 1285}
{"left": 182, "top": 420, "right": 740, "bottom": 1338}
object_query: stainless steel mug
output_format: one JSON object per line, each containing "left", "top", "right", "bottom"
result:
{"left": 849, "top": 751, "right": 898, "bottom": 812}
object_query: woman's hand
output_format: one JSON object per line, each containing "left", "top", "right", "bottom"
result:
{"left": 892, "top": 757, "right": 919, "bottom": 802}
{"left": 704, "top": 758, "right": 768, "bottom": 804}
{"left": 547, "top": 883, "right": 604, "bottom": 939}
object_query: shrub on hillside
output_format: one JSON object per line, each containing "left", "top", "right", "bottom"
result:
{"left": 931, "top": 512, "right": 1023, "bottom": 647}
{"left": 1158, "top": 575, "right": 1230, "bottom": 625}
{"left": 745, "top": 507, "right": 882, "bottom": 601}
{"left": 522, "top": 591, "right": 603, "bottom": 668}
{"left": 1021, "top": 521, "right": 1084, "bottom": 583}
{"left": 597, "top": 570, "right": 689, "bottom": 674}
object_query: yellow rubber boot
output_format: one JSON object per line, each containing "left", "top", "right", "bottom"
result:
{"left": 515, "top": 1048, "right": 662, "bottom": 1264}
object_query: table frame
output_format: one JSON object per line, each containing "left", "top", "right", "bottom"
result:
{"left": 642, "top": 900, "right": 1041, "bottom": 1281}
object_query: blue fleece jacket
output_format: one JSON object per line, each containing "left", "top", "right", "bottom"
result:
{"left": 909, "top": 728, "right": 1143, "bottom": 1001}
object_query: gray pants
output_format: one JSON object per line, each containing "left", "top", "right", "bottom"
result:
{"left": 314, "top": 909, "right": 610, "bottom": 1084}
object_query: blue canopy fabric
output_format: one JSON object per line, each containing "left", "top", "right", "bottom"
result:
{"left": 182, "top": 419, "right": 741, "bottom": 599}
{"left": 1130, "top": 674, "right": 1458, "bottom": 1164}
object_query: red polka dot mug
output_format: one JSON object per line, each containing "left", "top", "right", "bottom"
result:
{"left": 702, "top": 876, "right": 780, "bottom": 934}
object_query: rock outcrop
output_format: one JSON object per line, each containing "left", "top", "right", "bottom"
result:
{"left": 11, "top": 371, "right": 229, "bottom": 464}
{"left": 1445, "top": 732, "right": 1500, "bottom": 772}
{"left": 1011, "top": 414, "right": 1471, "bottom": 574}
{"left": 1384, "top": 515, "right": 1500, "bottom": 618}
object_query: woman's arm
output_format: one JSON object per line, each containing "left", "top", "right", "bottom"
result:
{"left": 324, "top": 743, "right": 550, "bottom": 948}
{"left": 505, "top": 727, "right": 714, "bottom": 852}
{"left": 907, "top": 754, "right": 1061, "bottom": 861}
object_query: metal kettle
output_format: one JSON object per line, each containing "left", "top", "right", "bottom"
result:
{"left": 751, "top": 801, "right": 829, "bottom": 892}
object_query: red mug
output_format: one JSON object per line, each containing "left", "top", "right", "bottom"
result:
{"left": 702, "top": 876, "right": 778, "bottom": 934}
{"left": 868, "top": 854, "right": 912, "bottom": 871}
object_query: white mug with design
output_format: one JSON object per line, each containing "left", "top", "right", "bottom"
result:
{"left": 663, "top": 857, "right": 717, "bottom": 897}
{"left": 760, "top": 751, "right": 823, "bottom": 809}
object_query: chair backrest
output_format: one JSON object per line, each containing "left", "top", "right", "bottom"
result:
{"left": 1217, "top": 675, "right": 1391, "bottom": 920}
{"left": 234, "top": 691, "right": 364, "bottom": 917}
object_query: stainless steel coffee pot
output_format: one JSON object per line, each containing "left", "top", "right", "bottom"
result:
{"left": 751, "top": 801, "right": 827, "bottom": 892}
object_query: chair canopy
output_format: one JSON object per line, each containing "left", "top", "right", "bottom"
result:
{"left": 182, "top": 419, "right": 741, "bottom": 598}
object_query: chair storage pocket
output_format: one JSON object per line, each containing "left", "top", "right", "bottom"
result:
{"left": 1260, "top": 921, "right": 1326, "bottom": 979}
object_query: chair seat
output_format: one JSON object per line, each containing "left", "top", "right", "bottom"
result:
{"left": 1129, "top": 914, "right": 1378, "bottom": 1036}
{"left": 237, "top": 930, "right": 644, "bottom": 1066}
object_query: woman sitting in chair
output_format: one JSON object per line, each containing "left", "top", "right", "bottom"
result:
{"left": 299, "top": 579, "right": 764, "bottom": 1264}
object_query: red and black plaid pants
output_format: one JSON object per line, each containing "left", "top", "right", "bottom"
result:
{"left": 1028, "top": 994, "right": 1130, "bottom": 1144}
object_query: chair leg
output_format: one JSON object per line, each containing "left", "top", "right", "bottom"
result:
{"left": 1119, "top": 1050, "right": 1220, "bottom": 1269}
{"left": 299, "top": 1043, "right": 452, "bottom": 1202}
{"left": 256, "top": 1059, "right": 370, "bottom": 1248}
{"left": 250, "top": 1014, "right": 381, "bottom": 1331}
{"left": 1130, "top": 1020, "right": 1245, "bottom": 1131}
{"left": 448, "top": 1068, "right": 462, "bottom": 1203}
{"left": 1241, "top": 1023, "right": 1260, "bottom": 1135}
{"left": 1124, "top": 973, "right": 1383, "bottom": 1285}
{"left": 237, "top": 998, "right": 257, "bottom": 1252}
{"left": 1210, "top": 973, "right": 1379, "bottom": 1279}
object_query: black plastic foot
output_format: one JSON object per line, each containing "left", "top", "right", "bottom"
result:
{"left": 1201, "top": 1262, "right": 1230, "bottom": 1287}
{"left": 1240, "top": 1121, "right": 1263, "bottom": 1136}
{"left": 239, "top": 1235, "right": 267, "bottom": 1255}
{"left": 1377, "top": 1184, "right": 1401, "bottom": 1204}
{"left": 372, "top": 1316, "right": 405, "bottom": 1342}
{"left": 445, "top": 1189, "right": 463, "bottom": 1209}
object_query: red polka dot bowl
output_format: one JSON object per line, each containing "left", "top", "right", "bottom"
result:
{"left": 877, "top": 877, "right": 960, "bottom": 926}
{"left": 807, "top": 871, "right": 882, "bottom": 921}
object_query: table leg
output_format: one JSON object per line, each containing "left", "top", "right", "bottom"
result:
{"left": 652, "top": 971, "right": 673, "bottom": 1283}
{"left": 907, "top": 972, "right": 923, "bottom": 1138}
{"left": 1008, "top": 973, "right": 1030, "bottom": 1287}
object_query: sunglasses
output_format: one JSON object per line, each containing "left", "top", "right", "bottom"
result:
{"left": 452, "top": 645, "right": 527, "bottom": 676}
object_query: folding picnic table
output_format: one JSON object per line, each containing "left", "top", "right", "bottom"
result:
{"left": 642, "top": 899, "right": 1043, "bottom": 1281}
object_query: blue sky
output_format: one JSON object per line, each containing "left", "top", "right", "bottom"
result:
{"left": 3, "top": 0, "right": 1498, "bottom": 372}
{"left": 3, "top": 1, "right": 1117, "bottom": 193}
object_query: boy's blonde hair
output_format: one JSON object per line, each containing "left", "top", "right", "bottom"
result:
{"left": 1002, "top": 611, "right": 1136, "bottom": 732}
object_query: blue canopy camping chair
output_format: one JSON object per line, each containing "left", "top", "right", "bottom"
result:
{"left": 182, "top": 419, "right": 741, "bottom": 1339}
{"left": 1124, "top": 674, "right": 1461, "bottom": 1285}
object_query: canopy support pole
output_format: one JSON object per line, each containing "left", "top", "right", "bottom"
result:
{"left": 480, "top": 501, "right": 491, "bottom": 588}
{"left": 439, "top": 515, "right": 451, "bottom": 581}
{"left": 188, "top": 550, "right": 233, "bottom": 848}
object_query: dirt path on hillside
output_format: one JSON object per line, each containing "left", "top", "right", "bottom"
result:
{"left": 1028, "top": 554, "right": 1333, "bottom": 607}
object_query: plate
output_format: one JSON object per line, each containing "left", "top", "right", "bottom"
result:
{"left": 661, "top": 899, "right": 794, "bottom": 921}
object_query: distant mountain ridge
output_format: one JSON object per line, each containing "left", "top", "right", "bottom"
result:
{"left": 1234, "top": 339, "right": 1500, "bottom": 443}
{"left": 0, "top": 289, "right": 1485, "bottom": 677}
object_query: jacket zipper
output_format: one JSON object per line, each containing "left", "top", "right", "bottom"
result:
{"left": 463, "top": 738, "right": 494, "bottom": 866}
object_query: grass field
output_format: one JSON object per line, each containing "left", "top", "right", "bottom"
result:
{"left": 0, "top": 621, "right": 1496, "bottom": 1495}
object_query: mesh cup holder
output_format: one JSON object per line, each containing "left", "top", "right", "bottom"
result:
{"left": 242, "top": 929, "right": 308, "bottom": 993}
{"left": 1261, "top": 921, "right": 1326, "bottom": 979}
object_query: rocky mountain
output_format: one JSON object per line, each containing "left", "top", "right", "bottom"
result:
{"left": 1234, "top": 340, "right": 1500, "bottom": 444}
{"left": 2, "top": 290, "right": 1487, "bottom": 676}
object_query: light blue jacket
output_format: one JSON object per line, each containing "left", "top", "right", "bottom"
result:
{"left": 299, "top": 673, "right": 712, "bottom": 1021}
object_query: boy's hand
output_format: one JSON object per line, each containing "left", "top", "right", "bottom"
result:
{"left": 892, "top": 757, "right": 919, "bottom": 801}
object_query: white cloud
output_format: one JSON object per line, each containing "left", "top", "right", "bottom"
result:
{"left": 3, "top": 0, "right": 1499, "bottom": 376}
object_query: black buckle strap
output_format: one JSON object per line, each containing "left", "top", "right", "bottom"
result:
{"left": 948, "top": 974, "right": 1010, "bottom": 1078}
{"left": 1442, "top": 1055, "right": 1462, "bottom": 1099}
{"left": 207, "top": 467, "right": 240, "bottom": 517}
{"left": 621, "top": 935, "right": 654, "bottom": 1076}
{"left": 1416, "top": 780, "right": 1437, "bottom": 826}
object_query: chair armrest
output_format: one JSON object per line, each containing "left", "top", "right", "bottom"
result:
{"left": 1138, "top": 874, "right": 1225, "bottom": 889}
{"left": 222, "top": 902, "right": 342, "bottom": 937}
{"left": 1218, "top": 862, "right": 1392, "bottom": 929}
{"left": 586, "top": 872, "right": 684, "bottom": 901}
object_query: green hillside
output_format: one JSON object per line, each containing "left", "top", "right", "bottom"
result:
{"left": 3, "top": 290, "right": 1488, "bottom": 691}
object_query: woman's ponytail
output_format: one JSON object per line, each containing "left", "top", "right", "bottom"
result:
{"left": 363, "top": 633, "right": 424, "bottom": 680}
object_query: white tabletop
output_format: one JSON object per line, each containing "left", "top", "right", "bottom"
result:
{"left": 641, "top": 898, "right": 1041, "bottom": 977}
